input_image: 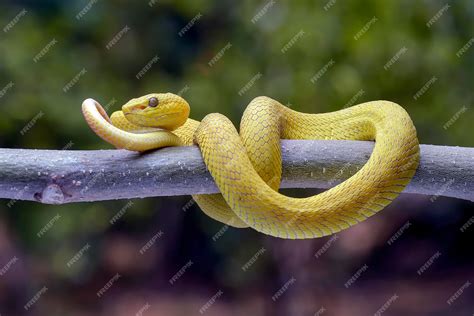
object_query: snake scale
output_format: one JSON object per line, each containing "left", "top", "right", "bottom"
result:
{"left": 82, "top": 93, "right": 420, "bottom": 239}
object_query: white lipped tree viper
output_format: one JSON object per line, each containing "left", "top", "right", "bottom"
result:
{"left": 82, "top": 93, "right": 419, "bottom": 239}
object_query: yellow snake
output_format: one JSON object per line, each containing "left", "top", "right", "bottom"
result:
{"left": 82, "top": 93, "right": 419, "bottom": 239}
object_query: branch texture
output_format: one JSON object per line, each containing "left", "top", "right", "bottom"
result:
{"left": 0, "top": 140, "right": 472, "bottom": 204}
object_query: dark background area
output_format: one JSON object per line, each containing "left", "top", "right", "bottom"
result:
{"left": 0, "top": 0, "right": 473, "bottom": 315}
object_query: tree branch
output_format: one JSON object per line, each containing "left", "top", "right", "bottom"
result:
{"left": 0, "top": 140, "right": 472, "bottom": 205}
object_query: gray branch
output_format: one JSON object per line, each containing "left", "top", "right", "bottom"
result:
{"left": 0, "top": 140, "right": 473, "bottom": 205}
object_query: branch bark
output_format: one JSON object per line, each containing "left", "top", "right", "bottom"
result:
{"left": 0, "top": 140, "right": 472, "bottom": 205}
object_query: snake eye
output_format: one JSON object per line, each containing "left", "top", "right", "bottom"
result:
{"left": 148, "top": 97, "right": 159, "bottom": 107}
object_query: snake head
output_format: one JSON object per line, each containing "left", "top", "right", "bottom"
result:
{"left": 122, "top": 93, "right": 190, "bottom": 130}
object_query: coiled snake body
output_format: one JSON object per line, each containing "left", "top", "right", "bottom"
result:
{"left": 82, "top": 93, "right": 419, "bottom": 239}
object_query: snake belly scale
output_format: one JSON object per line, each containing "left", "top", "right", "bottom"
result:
{"left": 82, "top": 93, "right": 419, "bottom": 239}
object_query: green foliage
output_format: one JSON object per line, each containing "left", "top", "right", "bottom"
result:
{"left": 0, "top": 2, "right": 472, "bottom": 309}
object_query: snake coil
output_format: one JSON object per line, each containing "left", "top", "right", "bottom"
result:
{"left": 83, "top": 93, "right": 419, "bottom": 239}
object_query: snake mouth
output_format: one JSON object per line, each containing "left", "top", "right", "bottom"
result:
{"left": 124, "top": 112, "right": 180, "bottom": 120}
{"left": 123, "top": 111, "right": 184, "bottom": 129}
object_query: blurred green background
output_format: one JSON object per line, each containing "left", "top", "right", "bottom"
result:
{"left": 0, "top": 0, "right": 473, "bottom": 315}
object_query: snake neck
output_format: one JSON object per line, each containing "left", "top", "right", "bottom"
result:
{"left": 172, "top": 118, "right": 201, "bottom": 146}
